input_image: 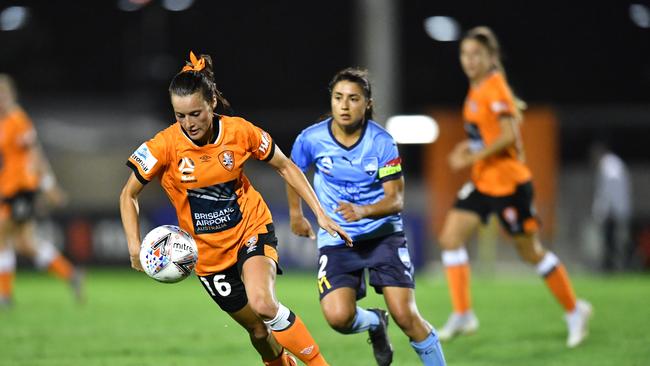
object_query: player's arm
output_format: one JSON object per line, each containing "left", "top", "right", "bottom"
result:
{"left": 450, "top": 115, "right": 518, "bottom": 171}
{"left": 32, "top": 141, "right": 67, "bottom": 206}
{"left": 268, "top": 145, "right": 352, "bottom": 246}
{"left": 286, "top": 182, "right": 316, "bottom": 239}
{"left": 336, "top": 177, "right": 404, "bottom": 221}
{"left": 119, "top": 173, "right": 147, "bottom": 271}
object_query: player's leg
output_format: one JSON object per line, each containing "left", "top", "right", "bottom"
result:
{"left": 197, "top": 266, "right": 295, "bottom": 366}
{"left": 242, "top": 255, "right": 328, "bottom": 366}
{"left": 437, "top": 207, "right": 482, "bottom": 340}
{"left": 14, "top": 220, "right": 83, "bottom": 301}
{"left": 317, "top": 243, "right": 389, "bottom": 364}
{"left": 503, "top": 182, "right": 592, "bottom": 348}
{"left": 383, "top": 287, "right": 446, "bottom": 366}
{"left": 512, "top": 233, "right": 592, "bottom": 347}
{"left": 0, "top": 215, "right": 16, "bottom": 307}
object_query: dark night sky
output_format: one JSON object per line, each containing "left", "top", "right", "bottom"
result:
{"left": 1, "top": 0, "right": 648, "bottom": 110}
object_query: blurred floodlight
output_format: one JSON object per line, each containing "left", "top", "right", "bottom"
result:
{"left": 162, "top": 0, "right": 194, "bottom": 12}
{"left": 0, "top": 6, "right": 29, "bottom": 31}
{"left": 630, "top": 4, "right": 650, "bottom": 28}
{"left": 117, "top": 0, "right": 150, "bottom": 12}
{"left": 386, "top": 115, "right": 439, "bottom": 144}
{"left": 423, "top": 16, "right": 460, "bottom": 42}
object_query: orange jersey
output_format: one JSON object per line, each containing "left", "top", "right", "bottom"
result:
{"left": 0, "top": 107, "right": 40, "bottom": 197}
{"left": 463, "top": 71, "right": 531, "bottom": 196}
{"left": 127, "top": 115, "right": 276, "bottom": 275}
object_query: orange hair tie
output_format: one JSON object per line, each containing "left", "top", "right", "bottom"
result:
{"left": 181, "top": 51, "right": 205, "bottom": 72}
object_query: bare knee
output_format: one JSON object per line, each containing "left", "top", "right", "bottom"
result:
{"left": 248, "top": 295, "right": 279, "bottom": 321}
{"left": 513, "top": 236, "right": 546, "bottom": 265}
{"left": 390, "top": 307, "right": 421, "bottom": 333}
{"left": 438, "top": 234, "right": 463, "bottom": 251}
{"left": 323, "top": 307, "right": 356, "bottom": 333}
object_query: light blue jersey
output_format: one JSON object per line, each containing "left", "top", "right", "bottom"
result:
{"left": 291, "top": 118, "right": 404, "bottom": 247}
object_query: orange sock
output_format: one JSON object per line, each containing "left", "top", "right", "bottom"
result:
{"left": 445, "top": 264, "right": 472, "bottom": 313}
{"left": 48, "top": 255, "right": 74, "bottom": 281}
{"left": 272, "top": 315, "right": 328, "bottom": 366}
{"left": 544, "top": 264, "right": 577, "bottom": 311}
{"left": 0, "top": 271, "right": 14, "bottom": 298}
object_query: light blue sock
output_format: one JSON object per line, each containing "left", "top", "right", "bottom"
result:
{"left": 410, "top": 331, "right": 446, "bottom": 366}
{"left": 349, "top": 306, "right": 381, "bottom": 333}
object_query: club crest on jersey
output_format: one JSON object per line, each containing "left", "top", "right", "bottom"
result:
{"left": 219, "top": 150, "right": 235, "bottom": 171}
{"left": 178, "top": 157, "right": 197, "bottom": 183}
{"left": 363, "top": 157, "right": 379, "bottom": 176}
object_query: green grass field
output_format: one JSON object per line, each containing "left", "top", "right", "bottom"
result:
{"left": 1, "top": 269, "right": 649, "bottom": 366}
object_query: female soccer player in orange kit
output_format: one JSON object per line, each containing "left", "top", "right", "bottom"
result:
{"left": 120, "top": 52, "right": 351, "bottom": 366}
{"left": 0, "top": 74, "right": 82, "bottom": 308}
{"left": 436, "top": 27, "right": 592, "bottom": 348}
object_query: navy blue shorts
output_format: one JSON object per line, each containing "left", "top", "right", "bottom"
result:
{"left": 316, "top": 232, "right": 415, "bottom": 300}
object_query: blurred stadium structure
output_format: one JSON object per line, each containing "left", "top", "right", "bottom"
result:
{"left": 2, "top": 0, "right": 649, "bottom": 271}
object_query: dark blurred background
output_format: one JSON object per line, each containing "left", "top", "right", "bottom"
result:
{"left": 2, "top": 0, "right": 648, "bottom": 271}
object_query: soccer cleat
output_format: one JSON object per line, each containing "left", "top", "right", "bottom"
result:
{"left": 565, "top": 299, "right": 593, "bottom": 348}
{"left": 367, "top": 308, "right": 393, "bottom": 366}
{"left": 69, "top": 269, "right": 86, "bottom": 304}
{"left": 438, "top": 311, "right": 479, "bottom": 341}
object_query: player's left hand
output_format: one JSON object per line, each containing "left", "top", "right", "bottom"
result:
{"left": 335, "top": 201, "right": 367, "bottom": 222}
{"left": 317, "top": 215, "right": 353, "bottom": 247}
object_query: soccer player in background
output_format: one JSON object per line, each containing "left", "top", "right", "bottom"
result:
{"left": 436, "top": 26, "right": 592, "bottom": 348}
{"left": 0, "top": 74, "right": 83, "bottom": 308}
{"left": 287, "top": 67, "right": 446, "bottom": 366}
{"left": 120, "top": 52, "right": 351, "bottom": 366}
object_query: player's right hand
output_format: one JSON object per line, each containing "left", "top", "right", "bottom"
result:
{"left": 290, "top": 215, "right": 316, "bottom": 239}
{"left": 317, "top": 215, "right": 353, "bottom": 247}
{"left": 130, "top": 254, "right": 144, "bottom": 272}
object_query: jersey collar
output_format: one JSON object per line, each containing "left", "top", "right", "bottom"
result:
{"left": 327, "top": 117, "right": 368, "bottom": 151}
{"left": 179, "top": 115, "right": 222, "bottom": 147}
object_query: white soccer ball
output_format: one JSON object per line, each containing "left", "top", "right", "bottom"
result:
{"left": 139, "top": 225, "right": 198, "bottom": 283}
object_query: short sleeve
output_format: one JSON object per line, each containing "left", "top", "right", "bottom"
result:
{"left": 126, "top": 132, "right": 168, "bottom": 184}
{"left": 242, "top": 120, "right": 275, "bottom": 161}
{"left": 290, "top": 131, "right": 313, "bottom": 173}
{"left": 376, "top": 134, "right": 403, "bottom": 183}
{"left": 486, "top": 74, "right": 516, "bottom": 117}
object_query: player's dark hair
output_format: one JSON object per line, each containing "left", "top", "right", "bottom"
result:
{"left": 463, "top": 26, "right": 527, "bottom": 113}
{"left": 328, "top": 67, "right": 374, "bottom": 120}
{"left": 169, "top": 53, "right": 231, "bottom": 111}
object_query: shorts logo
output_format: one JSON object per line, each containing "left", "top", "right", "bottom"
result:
{"left": 245, "top": 235, "right": 258, "bottom": 254}
{"left": 363, "top": 157, "right": 379, "bottom": 176}
{"left": 503, "top": 206, "right": 519, "bottom": 231}
{"left": 398, "top": 247, "right": 412, "bottom": 269}
{"left": 130, "top": 143, "right": 158, "bottom": 173}
{"left": 219, "top": 150, "right": 234, "bottom": 171}
{"left": 178, "top": 157, "right": 197, "bottom": 183}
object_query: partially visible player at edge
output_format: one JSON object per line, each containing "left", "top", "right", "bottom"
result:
{"left": 436, "top": 26, "right": 592, "bottom": 348}
{"left": 120, "top": 52, "right": 351, "bottom": 366}
{"left": 0, "top": 74, "right": 83, "bottom": 308}
{"left": 287, "top": 67, "right": 445, "bottom": 365}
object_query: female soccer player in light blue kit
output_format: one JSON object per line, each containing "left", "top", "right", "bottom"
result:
{"left": 286, "top": 68, "right": 445, "bottom": 366}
